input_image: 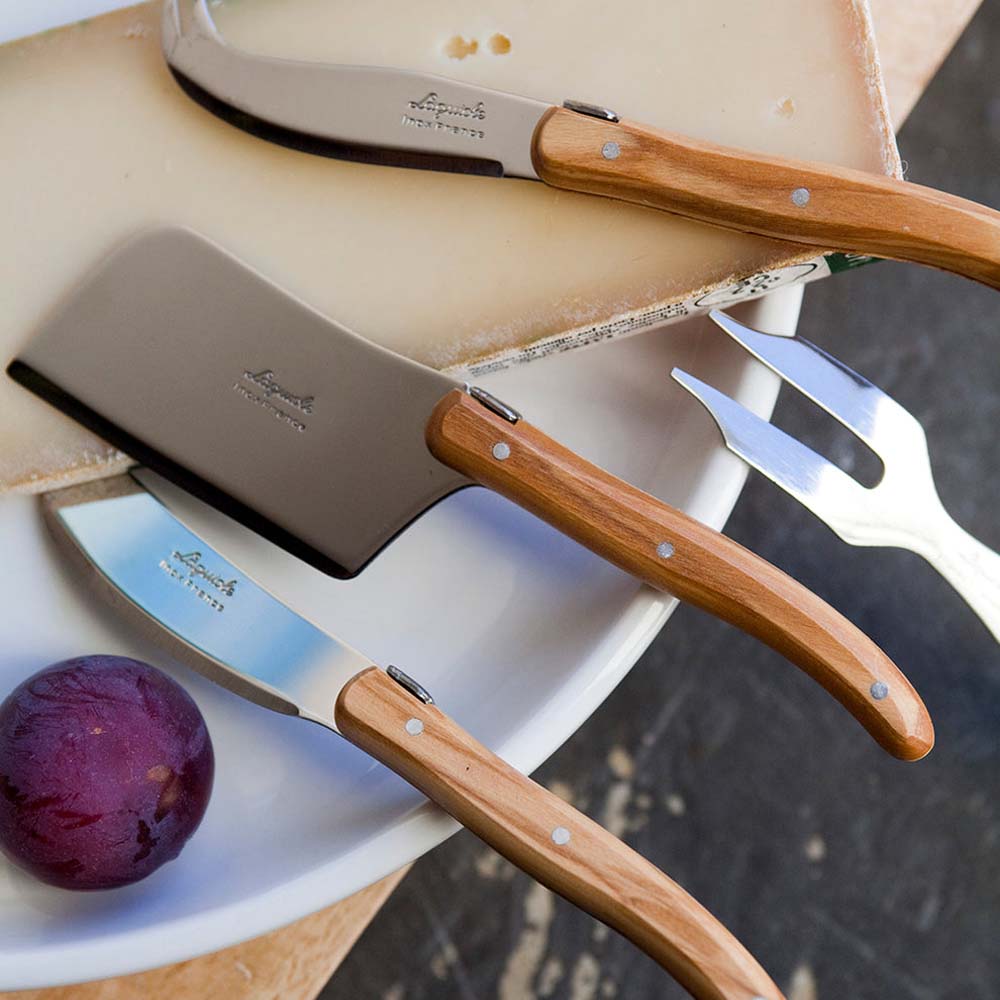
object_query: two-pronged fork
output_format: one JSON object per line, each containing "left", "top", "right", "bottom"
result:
{"left": 673, "top": 310, "right": 1000, "bottom": 643}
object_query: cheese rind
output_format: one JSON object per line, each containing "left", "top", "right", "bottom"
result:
{"left": 0, "top": 1, "right": 898, "bottom": 493}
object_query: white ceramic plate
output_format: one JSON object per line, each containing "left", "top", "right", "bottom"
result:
{"left": 0, "top": 5, "right": 802, "bottom": 987}
{"left": 0, "top": 286, "right": 800, "bottom": 988}
{"left": 0, "top": 1, "right": 133, "bottom": 44}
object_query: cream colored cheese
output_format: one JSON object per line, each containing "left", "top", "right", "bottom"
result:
{"left": 0, "top": 0, "right": 897, "bottom": 492}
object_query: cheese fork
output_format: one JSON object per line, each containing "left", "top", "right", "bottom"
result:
{"left": 673, "top": 310, "right": 1000, "bottom": 643}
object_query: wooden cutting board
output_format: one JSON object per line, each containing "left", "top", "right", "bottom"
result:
{"left": 2, "top": 1, "right": 982, "bottom": 997}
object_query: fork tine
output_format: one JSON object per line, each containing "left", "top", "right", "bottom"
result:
{"left": 707, "top": 310, "right": 917, "bottom": 457}
{"left": 671, "top": 368, "right": 869, "bottom": 539}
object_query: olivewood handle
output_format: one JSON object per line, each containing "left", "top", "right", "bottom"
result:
{"left": 531, "top": 106, "right": 1000, "bottom": 290}
{"left": 426, "top": 390, "right": 933, "bottom": 762}
{"left": 335, "top": 667, "right": 785, "bottom": 1000}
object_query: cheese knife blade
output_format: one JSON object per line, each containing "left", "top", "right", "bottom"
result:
{"left": 162, "top": 0, "right": 546, "bottom": 178}
{"left": 8, "top": 226, "right": 932, "bottom": 761}
{"left": 160, "top": 0, "right": 1000, "bottom": 290}
{"left": 42, "top": 472, "right": 786, "bottom": 1000}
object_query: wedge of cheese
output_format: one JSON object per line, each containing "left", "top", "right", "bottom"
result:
{"left": 0, "top": 0, "right": 898, "bottom": 493}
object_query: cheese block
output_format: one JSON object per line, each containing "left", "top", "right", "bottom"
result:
{"left": 0, "top": 0, "right": 899, "bottom": 493}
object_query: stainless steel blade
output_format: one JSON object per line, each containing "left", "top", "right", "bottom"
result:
{"left": 10, "top": 227, "right": 470, "bottom": 578}
{"left": 45, "top": 476, "right": 371, "bottom": 732}
{"left": 162, "top": 0, "right": 549, "bottom": 179}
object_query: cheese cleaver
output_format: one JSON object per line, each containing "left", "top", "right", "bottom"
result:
{"left": 8, "top": 227, "right": 932, "bottom": 761}
{"left": 160, "top": 0, "right": 1000, "bottom": 289}
{"left": 42, "top": 472, "right": 785, "bottom": 1000}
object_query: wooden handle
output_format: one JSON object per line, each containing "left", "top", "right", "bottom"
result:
{"left": 427, "top": 390, "right": 934, "bottom": 762}
{"left": 531, "top": 106, "right": 1000, "bottom": 290}
{"left": 336, "top": 667, "right": 785, "bottom": 1000}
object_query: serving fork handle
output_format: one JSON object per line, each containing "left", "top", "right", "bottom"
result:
{"left": 336, "top": 667, "right": 785, "bottom": 1000}
{"left": 427, "top": 390, "right": 933, "bottom": 762}
{"left": 531, "top": 107, "right": 1000, "bottom": 290}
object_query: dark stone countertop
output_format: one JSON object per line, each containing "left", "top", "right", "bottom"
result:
{"left": 328, "top": 7, "right": 1000, "bottom": 997}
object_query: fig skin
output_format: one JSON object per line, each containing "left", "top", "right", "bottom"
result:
{"left": 0, "top": 655, "right": 214, "bottom": 891}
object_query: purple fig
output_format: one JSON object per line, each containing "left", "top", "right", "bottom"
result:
{"left": 0, "top": 655, "right": 213, "bottom": 890}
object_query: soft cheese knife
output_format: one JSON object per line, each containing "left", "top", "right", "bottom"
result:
{"left": 8, "top": 227, "right": 932, "bottom": 760}
{"left": 41, "top": 473, "right": 785, "bottom": 1000}
{"left": 161, "top": 0, "right": 1000, "bottom": 290}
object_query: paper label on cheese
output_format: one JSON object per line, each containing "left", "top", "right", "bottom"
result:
{"left": 0, "top": 0, "right": 899, "bottom": 493}
{"left": 463, "top": 253, "right": 877, "bottom": 375}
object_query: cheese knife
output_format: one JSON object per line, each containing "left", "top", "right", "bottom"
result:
{"left": 161, "top": 0, "right": 1000, "bottom": 290}
{"left": 7, "top": 226, "right": 932, "bottom": 760}
{"left": 42, "top": 472, "right": 785, "bottom": 1000}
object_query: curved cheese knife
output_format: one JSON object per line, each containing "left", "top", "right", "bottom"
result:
{"left": 161, "top": 0, "right": 1000, "bottom": 290}
{"left": 43, "top": 473, "right": 785, "bottom": 1000}
{"left": 7, "top": 227, "right": 932, "bottom": 761}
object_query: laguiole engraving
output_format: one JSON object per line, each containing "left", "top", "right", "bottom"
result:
{"left": 158, "top": 549, "right": 238, "bottom": 613}
{"left": 401, "top": 92, "right": 487, "bottom": 140}
{"left": 231, "top": 368, "right": 314, "bottom": 433}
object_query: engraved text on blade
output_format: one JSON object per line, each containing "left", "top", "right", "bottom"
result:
{"left": 401, "top": 92, "right": 487, "bottom": 140}
{"left": 231, "top": 368, "right": 315, "bottom": 433}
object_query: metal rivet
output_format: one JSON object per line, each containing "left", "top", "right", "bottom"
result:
{"left": 492, "top": 442, "right": 511, "bottom": 461}
{"left": 405, "top": 718, "right": 424, "bottom": 736}
{"left": 791, "top": 187, "right": 811, "bottom": 206}
{"left": 602, "top": 141, "right": 620, "bottom": 160}
{"left": 656, "top": 541, "right": 675, "bottom": 559}
{"left": 870, "top": 682, "right": 889, "bottom": 701}
{"left": 551, "top": 826, "right": 571, "bottom": 845}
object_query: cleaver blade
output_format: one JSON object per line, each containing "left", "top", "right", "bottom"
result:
{"left": 11, "top": 227, "right": 467, "bottom": 579}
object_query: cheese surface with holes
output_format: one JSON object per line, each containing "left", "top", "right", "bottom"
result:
{"left": 0, "top": 0, "right": 898, "bottom": 492}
